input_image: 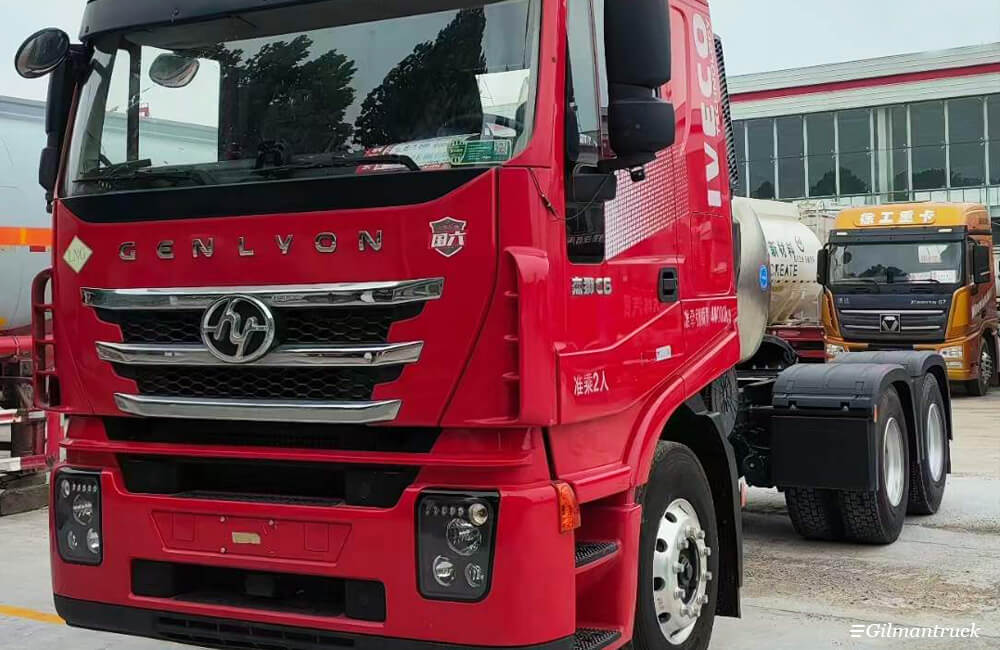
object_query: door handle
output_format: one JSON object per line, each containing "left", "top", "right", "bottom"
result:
{"left": 659, "top": 268, "right": 680, "bottom": 303}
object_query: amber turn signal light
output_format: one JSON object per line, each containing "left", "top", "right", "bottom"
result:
{"left": 553, "top": 481, "right": 581, "bottom": 533}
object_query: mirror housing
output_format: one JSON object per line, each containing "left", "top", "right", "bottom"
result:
{"left": 972, "top": 245, "right": 991, "bottom": 285}
{"left": 602, "top": 0, "right": 674, "bottom": 169}
{"left": 15, "top": 28, "right": 70, "bottom": 79}
{"left": 149, "top": 53, "right": 200, "bottom": 88}
{"left": 816, "top": 247, "right": 829, "bottom": 287}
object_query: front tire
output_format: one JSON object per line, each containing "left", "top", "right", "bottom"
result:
{"left": 966, "top": 337, "right": 994, "bottom": 396}
{"left": 633, "top": 442, "right": 718, "bottom": 650}
{"left": 907, "top": 376, "right": 949, "bottom": 515}
{"left": 837, "top": 387, "right": 910, "bottom": 544}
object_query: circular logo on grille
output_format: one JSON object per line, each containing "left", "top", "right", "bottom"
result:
{"left": 200, "top": 296, "right": 276, "bottom": 363}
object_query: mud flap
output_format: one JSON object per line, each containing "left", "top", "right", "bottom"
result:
{"left": 769, "top": 361, "right": 917, "bottom": 491}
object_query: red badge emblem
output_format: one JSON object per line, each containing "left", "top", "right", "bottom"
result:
{"left": 429, "top": 217, "right": 467, "bottom": 258}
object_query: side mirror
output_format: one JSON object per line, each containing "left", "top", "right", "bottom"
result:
{"left": 149, "top": 53, "right": 200, "bottom": 88}
{"left": 603, "top": 0, "right": 674, "bottom": 168}
{"left": 14, "top": 28, "right": 70, "bottom": 79}
{"left": 972, "top": 245, "right": 991, "bottom": 284}
{"left": 816, "top": 247, "right": 829, "bottom": 287}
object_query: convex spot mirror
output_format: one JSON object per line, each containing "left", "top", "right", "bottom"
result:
{"left": 150, "top": 54, "right": 200, "bottom": 88}
{"left": 15, "top": 28, "right": 70, "bottom": 79}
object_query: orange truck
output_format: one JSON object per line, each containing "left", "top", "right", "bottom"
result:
{"left": 819, "top": 203, "right": 999, "bottom": 396}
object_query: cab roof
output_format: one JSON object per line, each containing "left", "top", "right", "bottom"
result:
{"left": 834, "top": 202, "right": 991, "bottom": 233}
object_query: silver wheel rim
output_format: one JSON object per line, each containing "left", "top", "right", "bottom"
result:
{"left": 926, "top": 403, "right": 945, "bottom": 482}
{"left": 981, "top": 346, "right": 993, "bottom": 389}
{"left": 651, "top": 498, "right": 712, "bottom": 645}
{"left": 883, "top": 417, "right": 905, "bottom": 507}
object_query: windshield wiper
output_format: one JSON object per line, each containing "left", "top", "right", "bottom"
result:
{"left": 834, "top": 278, "right": 881, "bottom": 293}
{"left": 77, "top": 165, "right": 210, "bottom": 187}
{"left": 250, "top": 154, "right": 421, "bottom": 177}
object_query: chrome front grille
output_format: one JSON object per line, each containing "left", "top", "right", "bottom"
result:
{"left": 84, "top": 280, "right": 442, "bottom": 423}
{"left": 837, "top": 308, "right": 947, "bottom": 342}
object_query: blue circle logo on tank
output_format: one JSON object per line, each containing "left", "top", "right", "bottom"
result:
{"left": 758, "top": 265, "right": 770, "bottom": 291}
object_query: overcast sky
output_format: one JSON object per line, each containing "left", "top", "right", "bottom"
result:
{"left": 2, "top": 0, "right": 999, "bottom": 100}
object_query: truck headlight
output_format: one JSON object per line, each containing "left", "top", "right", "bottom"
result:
{"left": 939, "top": 345, "right": 964, "bottom": 368}
{"left": 417, "top": 490, "right": 498, "bottom": 601}
{"left": 826, "top": 343, "right": 847, "bottom": 358}
{"left": 55, "top": 469, "right": 102, "bottom": 565}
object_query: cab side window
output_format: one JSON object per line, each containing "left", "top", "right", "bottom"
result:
{"left": 566, "top": 0, "right": 605, "bottom": 263}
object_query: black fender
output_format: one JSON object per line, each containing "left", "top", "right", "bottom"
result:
{"left": 769, "top": 362, "right": 916, "bottom": 492}
{"left": 659, "top": 394, "right": 742, "bottom": 617}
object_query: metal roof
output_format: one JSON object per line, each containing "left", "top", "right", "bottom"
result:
{"left": 729, "top": 43, "right": 1000, "bottom": 95}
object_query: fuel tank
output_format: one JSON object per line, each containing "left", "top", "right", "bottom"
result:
{"left": 733, "top": 198, "right": 825, "bottom": 361}
{"left": 0, "top": 100, "right": 53, "bottom": 334}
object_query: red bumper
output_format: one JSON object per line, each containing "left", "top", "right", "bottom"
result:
{"left": 51, "top": 459, "right": 576, "bottom": 647}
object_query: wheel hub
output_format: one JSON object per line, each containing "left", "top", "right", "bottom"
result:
{"left": 926, "top": 402, "right": 945, "bottom": 482}
{"left": 883, "top": 417, "right": 905, "bottom": 507}
{"left": 651, "top": 498, "right": 712, "bottom": 645}
{"left": 981, "top": 347, "right": 993, "bottom": 387}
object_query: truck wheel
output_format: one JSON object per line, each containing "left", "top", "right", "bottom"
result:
{"left": 837, "top": 387, "right": 909, "bottom": 544}
{"left": 966, "top": 337, "right": 993, "bottom": 396}
{"left": 634, "top": 442, "right": 718, "bottom": 650}
{"left": 907, "top": 376, "right": 949, "bottom": 515}
{"left": 785, "top": 488, "right": 842, "bottom": 540}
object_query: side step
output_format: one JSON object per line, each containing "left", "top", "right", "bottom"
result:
{"left": 574, "top": 541, "right": 620, "bottom": 569}
{"left": 573, "top": 628, "right": 621, "bottom": 650}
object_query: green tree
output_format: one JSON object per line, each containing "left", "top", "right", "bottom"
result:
{"left": 354, "top": 9, "right": 487, "bottom": 147}
{"left": 202, "top": 36, "right": 357, "bottom": 157}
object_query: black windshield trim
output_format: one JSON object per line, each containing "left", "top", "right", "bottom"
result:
{"left": 61, "top": 167, "right": 489, "bottom": 223}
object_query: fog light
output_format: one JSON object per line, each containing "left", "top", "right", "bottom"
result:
{"left": 86, "top": 529, "right": 101, "bottom": 555}
{"left": 417, "top": 490, "right": 498, "bottom": 601}
{"left": 826, "top": 343, "right": 847, "bottom": 359}
{"left": 54, "top": 469, "right": 102, "bottom": 565}
{"left": 465, "top": 563, "right": 485, "bottom": 588}
{"left": 432, "top": 556, "right": 456, "bottom": 586}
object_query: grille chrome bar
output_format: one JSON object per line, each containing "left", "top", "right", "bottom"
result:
{"left": 114, "top": 394, "right": 401, "bottom": 423}
{"left": 82, "top": 278, "right": 443, "bottom": 310}
{"left": 839, "top": 309, "right": 944, "bottom": 315}
{"left": 97, "top": 341, "right": 423, "bottom": 367}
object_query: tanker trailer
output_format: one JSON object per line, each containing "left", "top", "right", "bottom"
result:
{"left": 732, "top": 197, "right": 829, "bottom": 367}
{"left": 0, "top": 95, "right": 57, "bottom": 513}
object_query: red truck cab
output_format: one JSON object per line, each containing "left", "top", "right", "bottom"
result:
{"left": 19, "top": 1, "right": 745, "bottom": 648}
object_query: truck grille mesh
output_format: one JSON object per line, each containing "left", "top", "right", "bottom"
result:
{"left": 115, "top": 365, "right": 403, "bottom": 401}
{"left": 98, "top": 304, "right": 423, "bottom": 344}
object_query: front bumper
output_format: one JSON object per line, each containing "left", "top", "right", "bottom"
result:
{"left": 825, "top": 336, "right": 977, "bottom": 381}
{"left": 55, "top": 596, "right": 574, "bottom": 650}
{"left": 51, "top": 457, "right": 575, "bottom": 648}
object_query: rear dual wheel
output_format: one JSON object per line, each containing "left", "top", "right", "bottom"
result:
{"left": 785, "top": 387, "right": 910, "bottom": 544}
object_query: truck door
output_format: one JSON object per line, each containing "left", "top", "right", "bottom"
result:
{"left": 557, "top": 0, "right": 687, "bottom": 428}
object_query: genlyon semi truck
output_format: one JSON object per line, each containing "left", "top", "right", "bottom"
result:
{"left": 820, "top": 203, "right": 999, "bottom": 396}
{"left": 16, "top": 1, "right": 953, "bottom": 648}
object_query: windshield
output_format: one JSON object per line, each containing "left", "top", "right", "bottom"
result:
{"left": 829, "top": 241, "right": 966, "bottom": 287}
{"left": 64, "top": 0, "right": 539, "bottom": 196}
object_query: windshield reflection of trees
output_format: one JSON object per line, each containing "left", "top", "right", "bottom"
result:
{"left": 188, "top": 9, "right": 488, "bottom": 162}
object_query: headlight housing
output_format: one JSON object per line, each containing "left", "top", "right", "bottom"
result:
{"left": 826, "top": 343, "right": 847, "bottom": 358}
{"left": 939, "top": 345, "right": 963, "bottom": 359}
{"left": 55, "top": 469, "right": 102, "bottom": 565}
{"left": 417, "top": 490, "right": 498, "bottom": 601}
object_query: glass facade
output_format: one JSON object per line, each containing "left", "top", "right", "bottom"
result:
{"left": 733, "top": 94, "right": 1000, "bottom": 217}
